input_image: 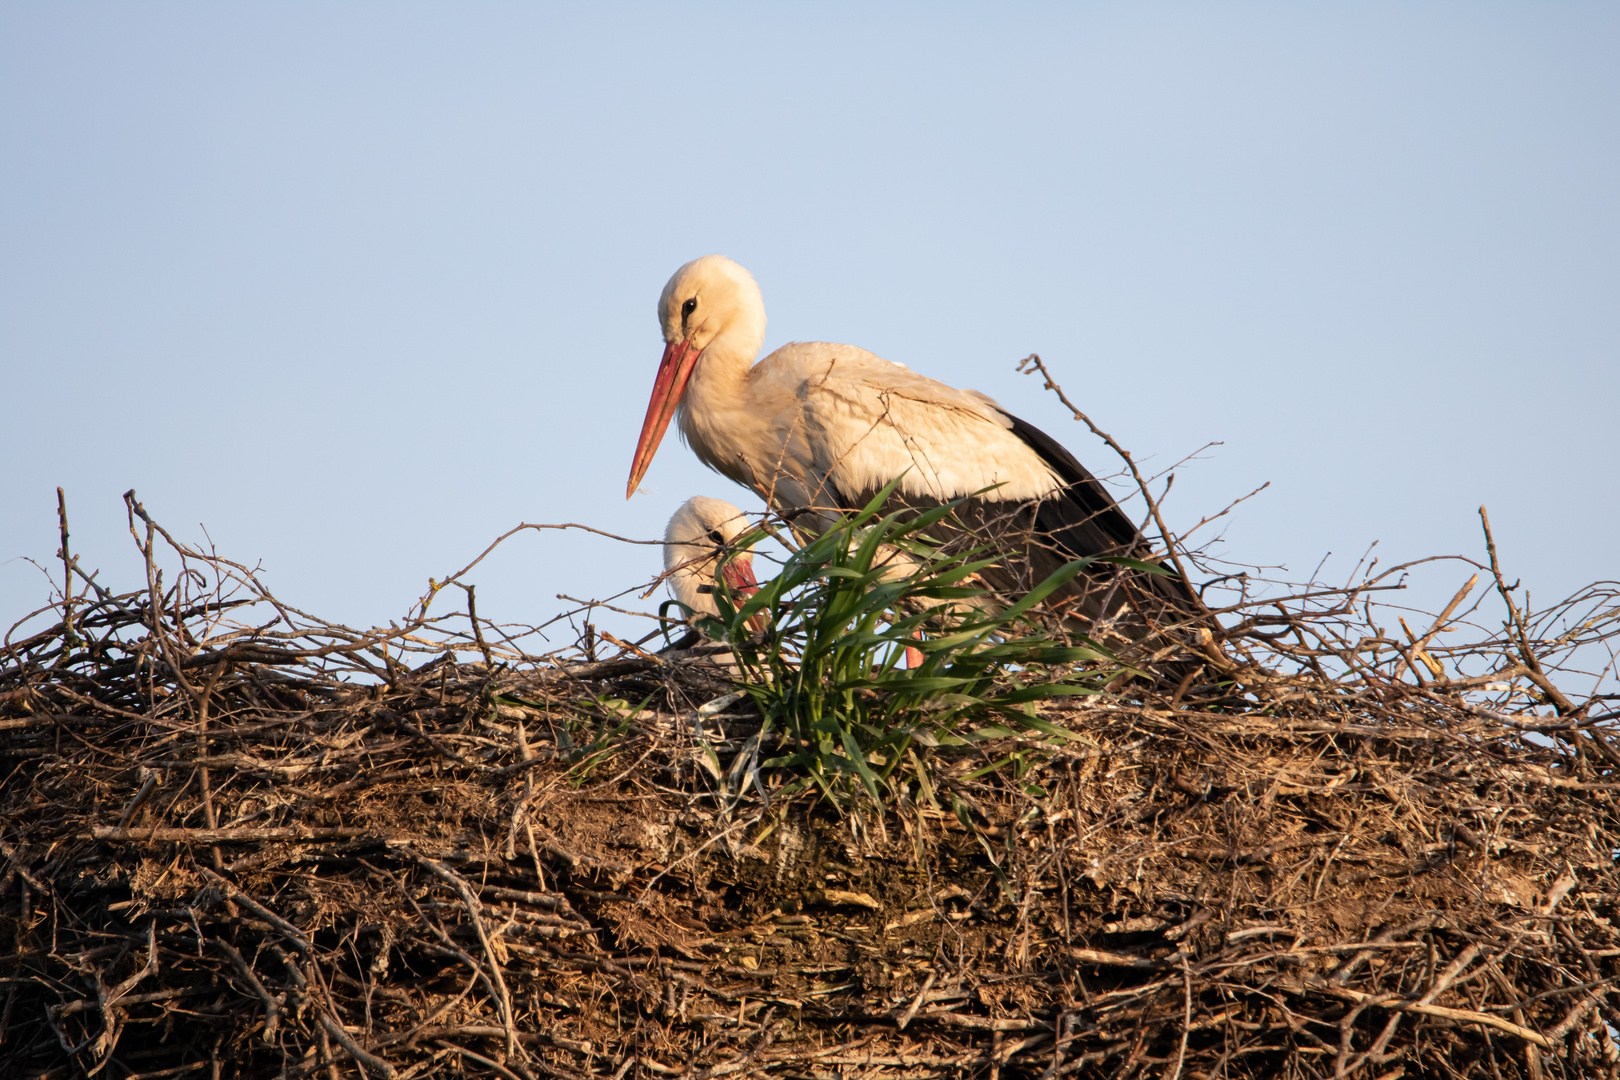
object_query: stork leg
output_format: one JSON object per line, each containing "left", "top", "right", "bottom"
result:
{"left": 904, "top": 631, "right": 924, "bottom": 670}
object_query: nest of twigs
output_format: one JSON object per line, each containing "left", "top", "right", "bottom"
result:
{"left": 2, "top": 489, "right": 1618, "bottom": 1080}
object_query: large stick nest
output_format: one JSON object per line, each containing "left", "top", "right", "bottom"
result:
{"left": 2, "top": 490, "right": 1618, "bottom": 1080}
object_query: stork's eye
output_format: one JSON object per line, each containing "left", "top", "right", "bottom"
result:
{"left": 706, "top": 528, "right": 724, "bottom": 544}
{"left": 681, "top": 297, "right": 697, "bottom": 318}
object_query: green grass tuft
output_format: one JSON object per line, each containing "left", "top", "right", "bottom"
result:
{"left": 691, "top": 482, "right": 1128, "bottom": 810}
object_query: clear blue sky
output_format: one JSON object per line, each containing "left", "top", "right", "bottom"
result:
{"left": 3, "top": 4, "right": 1616, "bottom": 655}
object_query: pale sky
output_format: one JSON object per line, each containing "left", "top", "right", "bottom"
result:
{"left": 3, "top": 4, "right": 1616, "bottom": 661}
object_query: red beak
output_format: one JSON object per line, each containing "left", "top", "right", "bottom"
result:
{"left": 721, "top": 554, "right": 766, "bottom": 633}
{"left": 626, "top": 339, "right": 701, "bottom": 498}
{"left": 721, "top": 553, "right": 759, "bottom": 597}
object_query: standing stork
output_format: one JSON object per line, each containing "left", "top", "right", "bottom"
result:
{"left": 627, "top": 256, "right": 1200, "bottom": 636}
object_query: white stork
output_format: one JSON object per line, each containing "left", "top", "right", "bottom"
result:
{"left": 663, "top": 495, "right": 760, "bottom": 622}
{"left": 665, "top": 495, "right": 928, "bottom": 668}
{"left": 628, "top": 256, "right": 1199, "bottom": 633}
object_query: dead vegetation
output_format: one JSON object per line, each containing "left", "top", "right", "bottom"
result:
{"left": 3, "top": 444, "right": 1619, "bottom": 1080}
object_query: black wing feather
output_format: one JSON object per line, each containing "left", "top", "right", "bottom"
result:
{"left": 1004, "top": 411, "right": 1200, "bottom": 615}
{"left": 1003, "top": 412, "right": 1148, "bottom": 558}
{"left": 824, "top": 410, "right": 1202, "bottom": 626}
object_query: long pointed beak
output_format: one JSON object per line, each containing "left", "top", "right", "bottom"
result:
{"left": 626, "top": 339, "right": 701, "bottom": 498}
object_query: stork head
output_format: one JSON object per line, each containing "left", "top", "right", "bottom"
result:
{"left": 663, "top": 495, "right": 761, "bottom": 622}
{"left": 627, "top": 255, "right": 766, "bottom": 498}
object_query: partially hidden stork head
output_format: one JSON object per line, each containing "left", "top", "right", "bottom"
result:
{"left": 628, "top": 255, "right": 766, "bottom": 498}
{"left": 663, "top": 495, "right": 761, "bottom": 621}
